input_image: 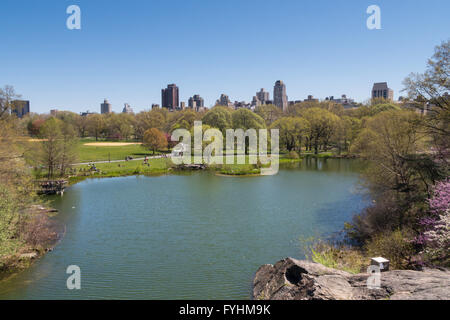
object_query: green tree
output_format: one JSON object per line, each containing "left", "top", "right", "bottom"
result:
{"left": 302, "top": 108, "right": 339, "bottom": 154}
{"left": 135, "top": 110, "right": 166, "bottom": 140}
{"left": 403, "top": 40, "right": 450, "bottom": 170}
{"left": 39, "top": 118, "right": 63, "bottom": 179}
{"left": 231, "top": 108, "right": 266, "bottom": 130}
{"left": 254, "top": 104, "right": 282, "bottom": 126}
{"left": 202, "top": 106, "right": 232, "bottom": 133}
{"left": 351, "top": 110, "right": 428, "bottom": 196}
{"left": 59, "top": 124, "right": 78, "bottom": 176}
{"left": 86, "top": 114, "right": 105, "bottom": 141}
{"left": 270, "top": 117, "right": 297, "bottom": 151}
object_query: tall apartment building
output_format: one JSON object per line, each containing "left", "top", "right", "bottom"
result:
{"left": 256, "top": 88, "right": 270, "bottom": 105}
{"left": 161, "top": 84, "right": 179, "bottom": 109}
{"left": 101, "top": 99, "right": 112, "bottom": 114}
{"left": 372, "top": 82, "right": 394, "bottom": 101}
{"left": 216, "top": 94, "right": 231, "bottom": 107}
{"left": 188, "top": 95, "right": 204, "bottom": 111}
{"left": 273, "top": 80, "right": 288, "bottom": 111}
{"left": 12, "top": 100, "right": 30, "bottom": 118}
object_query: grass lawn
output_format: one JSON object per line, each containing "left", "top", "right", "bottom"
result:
{"left": 71, "top": 157, "right": 172, "bottom": 181}
{"left": 77, "top": 138, "right": 164, "bottom": 162}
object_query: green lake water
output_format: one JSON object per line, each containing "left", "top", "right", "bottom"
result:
{"left": 0, "top": 158, "right": 370, "bottom": 299}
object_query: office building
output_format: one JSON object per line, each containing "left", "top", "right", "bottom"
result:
{"left": 273, "top": 80, "right": 288, "bottom": 111}
{"left": 372, "top": 82, "right": 394, "bottom": 101}
{"left": 216, "top": 94, "right": 232, "bottom": 107}
{"left": 161, "top": 84, "right": 179, "bottom": 109}
{"left": 256, "top": 89, "right": 270, "bottom": 105}
{"left": 101, "top": 99, "right": 112, "bottom": 114}
{"left": 188, "top": 95, "right": 204, "bottom": 111}
{"left": 304, "top": 95, "right": 319, "bottom": 103}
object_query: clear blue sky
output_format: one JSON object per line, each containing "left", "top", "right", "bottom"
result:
{"left": 0, "top": 0, "right": 449, "bottom": 114}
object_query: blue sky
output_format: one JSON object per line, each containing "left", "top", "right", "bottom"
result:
{"left": 0, "top": 0, "right": 449, "bottom": 113}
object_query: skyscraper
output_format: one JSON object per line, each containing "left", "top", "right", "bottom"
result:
{"left": 188, "top": 95, "right": 204, "bottom": 111}
{"left": 372, "top": 82, "right": 394, "bottom": 101}
{"left": 101, "top": 99, "right": 112, "bottom": 114}
{"left": 216, "top": 94, "right": 231, "bottom": 107}
{"left": 161, "top": 84, "right": 179, "bottom": 109}
{"left": 256, "top": 89, "right": 270, "bottom": 105}
{"left": 273, "top": 80, "right": 288, "bottom": 111}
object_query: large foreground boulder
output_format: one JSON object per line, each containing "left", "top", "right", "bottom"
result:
{"left": 253, "top": 258, "right": 450, "bottom": 300}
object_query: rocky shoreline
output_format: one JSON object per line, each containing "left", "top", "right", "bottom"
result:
{"left": 253, "top": 257, "right": 450, "bottom": 300}
{"left": 0, "top": 205, "right": 60, "bottom": 282}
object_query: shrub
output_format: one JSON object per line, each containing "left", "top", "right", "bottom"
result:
{"left": 345, "top": 194, "right": 404, "bottom": 245}
{"left": 287, "top": 151, "right": 299, "bottom": 159}
{"left": 365, "top": 229, "right": 415, "bottom": 269}
{"left": 417, "top": 180, "right": 450, "bottom": 266}
{"left": 20, "top": 212, "right": 58, "bottom": 249}
{"left": 307, "top": 241, "right": 367, "bottom": 274}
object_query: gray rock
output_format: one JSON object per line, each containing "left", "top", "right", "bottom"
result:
{"left": 19, "top": 252, "right": 38, "bottom": 260}
{"left": 253, "top": 257, "right": 450, "bottom": 300}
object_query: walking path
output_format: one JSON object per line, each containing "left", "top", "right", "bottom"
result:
{"left": 74, "top": 155, "right": 170, "bottom": 166}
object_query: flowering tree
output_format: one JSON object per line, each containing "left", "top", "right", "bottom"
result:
{"left": 418, "top": 179, "right": 450, "bottom": 265}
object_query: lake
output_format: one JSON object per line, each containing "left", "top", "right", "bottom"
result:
{"left": 0, "top": 158, "right": 370, "bottom": 299}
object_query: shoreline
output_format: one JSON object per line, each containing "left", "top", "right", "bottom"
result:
{"left": 0, "top": 206, "right": 62, "bottom": 283}
{"left": 1, "top": 155, "right": 358, "bottom": 282}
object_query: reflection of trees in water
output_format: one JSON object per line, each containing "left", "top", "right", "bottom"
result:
{"left": 280, "top": 158, "right": 367, "bottom": 173}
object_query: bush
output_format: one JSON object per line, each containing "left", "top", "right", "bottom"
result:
{"left": 287, "top": 151, "right": 299, "bottom": 159}
{"left": 345, "top": 193, "right": 407, "bottom": 245}
{"left": 365, "top": 229, "right": 415, "bottom": 269}
{"left": 307, "top": 241, "right": 367, "bottom": 274}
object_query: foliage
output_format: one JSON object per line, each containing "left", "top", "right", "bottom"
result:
{"left": 307, "top": 240, "right": 367, "bottom": 274}
{"left": 403, "top": 40, "right": 450, "bottom": 171}
{"left": 202, "top": 106, "right": 232, "bottom": 133}
{"left": 287, "top": 151, "right": 299, "bottom": 159}
{"left": 301, "top": 108, "right": 339, "bottom": 154}
{"left": 417, "top": 179, "right": 450, "bottom": 266}
{"left": 365, "top": 229, "right": 416, "bottom": 269}
{"left": 0, "top": 112, "right": 56, "bottom": 271}
{"left": 231, "top": 108, "right": 266, "bottom": 130}
{"left": 254, "top": 104, "right": 282, "bottom": 126}
{"left": 351, "top": 110, "right": 430, "bottom": 195}
{"left": 143, "top": 128, "right": 168, "bottom": 154}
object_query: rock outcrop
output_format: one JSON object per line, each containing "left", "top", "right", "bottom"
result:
{"left": 253, "top": 258, "right": 450, "bottom": 300}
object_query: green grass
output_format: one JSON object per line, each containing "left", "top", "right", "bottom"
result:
{"left": 72, "top": 148, "right": 301, "bottom": 179}
{"left": 77, "top": 138, "right": 163, "bottom": 163}
{"left": 73, "top": 157, "right": 172, "bottom": 178}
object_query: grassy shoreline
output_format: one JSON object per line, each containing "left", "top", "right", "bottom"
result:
{"left": 1, "top": 149, "right": 356, "bottom": 280}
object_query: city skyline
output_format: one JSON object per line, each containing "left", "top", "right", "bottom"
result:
{"left": 27, "top": 79, "right": 387, "bottom": 115}
{"left": 1, "top": 0, "right": 449, "bottom": 113}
